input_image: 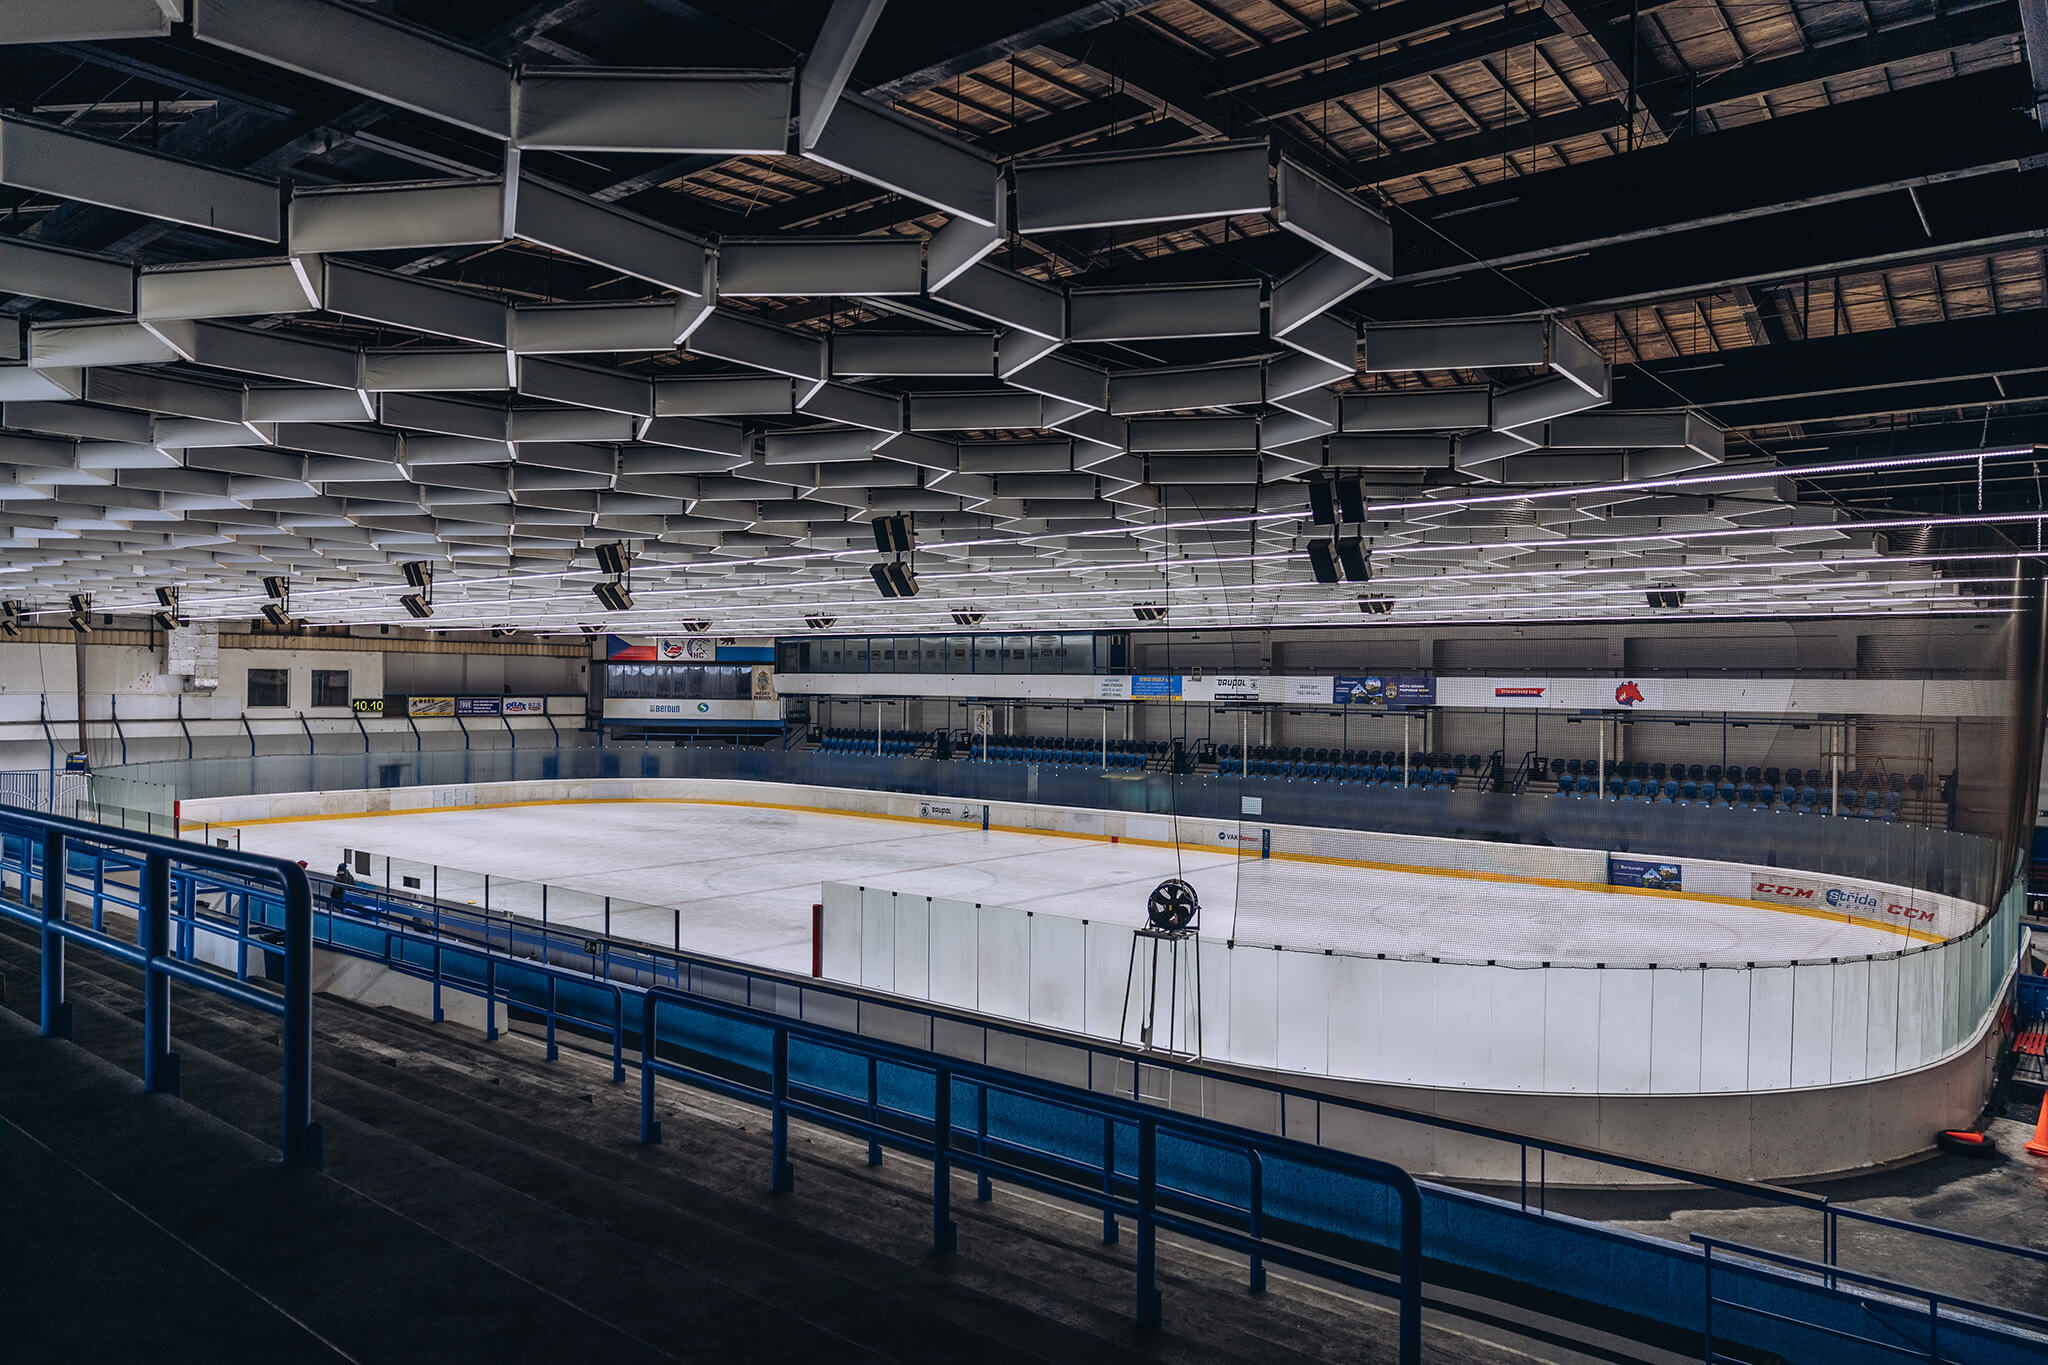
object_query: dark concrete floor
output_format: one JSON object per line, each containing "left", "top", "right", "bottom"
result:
{"left": 1, "top": 925, "right": 1686, "bottom": 1365}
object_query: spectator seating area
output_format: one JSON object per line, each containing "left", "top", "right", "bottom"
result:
{"left": 813, "top": 727, "right": 930, "bottom": 757}
{"left": 965, "top": 736, "right": 1159, "bottom": 769}
{"left": 1538, "top": 758, "right": 1932, "bottom": 821}
{"left": 1213, "top": 746, "right": 1488, "bottom": 789}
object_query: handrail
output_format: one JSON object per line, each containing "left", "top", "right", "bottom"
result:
{"left": 0, "top": 804, "right": 321, "bottom": 1168}
{"left": 1694, "top": 1234, "right": 2048, "bottom": 1365}
{"left": 331, "top": 867, "right": 1832, "bottom": 1215}
{"left": 639, "top": 984, "right": 1424, "bottom": 1357}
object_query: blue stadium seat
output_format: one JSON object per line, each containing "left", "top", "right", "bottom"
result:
{"left": 1681, "top": 781, "right": 1699, "bottom": 801}
{"left": 1650, "top": 763, "right": 1667, "bottom": 783}
{"left": 1573, "top": 776, "right": 1592, "bottom": 795}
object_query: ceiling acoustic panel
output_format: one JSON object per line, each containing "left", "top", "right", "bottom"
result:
{"left": 0, "top": 3, "right": 1823, "bottom": 635}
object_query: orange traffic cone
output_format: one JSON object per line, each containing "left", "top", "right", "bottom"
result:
{"left": 2027, "top": 1102, "right": 2048, "bottom": 1159}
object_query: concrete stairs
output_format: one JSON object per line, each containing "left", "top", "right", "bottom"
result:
{"left": 0, "top": 920, "right": 1664, "bottom": 1364}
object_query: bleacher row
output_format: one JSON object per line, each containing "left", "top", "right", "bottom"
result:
{"left": 814, "top": 727, "right": 927, "bottom": 757}
{"left": 1215, "top": 747, "right": 1489, "bottom": 785}
{"left": 967, "top": 736, "right": 1162, "bottom": 769}
{"left": 1542, "top": 758, "right": 1929, "bottom": 821}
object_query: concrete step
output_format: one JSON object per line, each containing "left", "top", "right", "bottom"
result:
{"left": 0, "top": 921, "right": 1666, "bottom": 1364}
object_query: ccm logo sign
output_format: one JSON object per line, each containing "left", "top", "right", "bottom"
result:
{"left": 1756, "top": 881, "right": 1815, "bottom": 900}
{"left": 1885, "top": 902, "right": 1937, "bottom": 923}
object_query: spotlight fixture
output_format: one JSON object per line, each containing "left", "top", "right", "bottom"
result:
{"left": 401, "top": 561, "right": 433, "bottom": 589}
{"left": 869, "top": 561, "right": 919, "bottom": 598}
{"left": 67, "top": 611, "right": 92, "bottom": 634}
{"left": 154, "top": 586, "right": 179, "bottom": 608}
{"left": 68, "top": 593, "right": 91, "bottom": 613}
{"left": 400, "top": 593, "right": 433, "bottom": 619}
{"left": 1646, "top": 587, "right": 1686, "bottom": 609}
{"left": 262, "top": 575, "right": 289, "bottom": 600}
{"left": 1357, "top": 594, "right": 1395, "bottom": 616}
{"left": 871, "top": 514, "right": 913, "bottom": 554}
{"left": 594, "top": 542, "right": 630, "bottom": 577}
{"left": 680, "top": 620, "right": 711, "bottom": 634}
{"left": 951, "top": 611, "right": 985, "bottom": 627}
{"left": 150, "top": 586, "right": 183, "bottom": 632}
{"left": 804, "top": 615, "right": 837, "bottom": 630}
{"left": 260, "top": 601, "right": 293, "bottom": 628}
{"left": 1133, "top": 603, "right": 1169, "bottom": 623}
{"left": 592, "top": 579, "right": 634, "bottom": 612}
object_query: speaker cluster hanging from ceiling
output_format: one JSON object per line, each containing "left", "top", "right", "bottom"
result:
{"left": 400, "top": 560, "right": 434, "bottom": 619}
{"left": 593, "top": 542, "right": 634, "bottom": 611}
{"left": 870, "top": 515, "right": 918, "bottom": 597}
{"left": 1646, "top": 587, "right": 1686, "bottom": 609}
{"left": 1357, "top": 594, "right": 1395, "bottom": 616}
{"left": 1133, "top": 603, "right": 1169, "bottom": 622}
{"left": 151, "top": 586, "right": 184, "bottom": 633}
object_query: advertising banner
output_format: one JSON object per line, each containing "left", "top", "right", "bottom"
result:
{"left": 502, "top": 697, "right": 545, "bottom": 715}
{"left": 454, "top": 697, "right": 501, "bottom": 716}
{"left": 1093, "top": 676, "right": 1133, "bottom": 701}
{"left": 407, "top": 696, "right": 455, "bottom": 718}
{"left": 1283, "top": 676, "right": 1335, "bottom": 704}
{"left": 1204, "top": 675, "right": 1264, "bottom": 702}
{"left": 1609, "top": 855, "right": 1684, "bottom": 891}
{"left": 658, "top": 636, "right": 717, "bottom": 662}
{"left": 1491, "top": 680, "right": 1552, "bottom": 706}
{"left": 1334, "top": 675, "right": 1437, "bottom": 707}
{"left": 1130, "top": 675, "right": 1182, "bottom": 699}
{"left": 1749, "top": 876, "right": 1937, "bottom": 926}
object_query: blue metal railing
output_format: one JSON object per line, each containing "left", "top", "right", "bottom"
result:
{"left": 638, "top": 985, "right": 1424, "bottom": 1352}
{"left": 0, "top": 805, "right": 321, "bottom": 1169}
{"left": 1697, "top": 1236, "right": 2048, "bottom": 1364}
{"left": 15, "top": 822, "right": 2048, "bottom": 1362}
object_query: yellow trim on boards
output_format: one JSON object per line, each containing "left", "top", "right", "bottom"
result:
{"left": 191, "top": 794, "right": 1947, "bottom": 946}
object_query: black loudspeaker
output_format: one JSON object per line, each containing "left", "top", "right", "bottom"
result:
{"left": 805, "top": 615, "right": 837, "bottom": 630}
{"left": 262, "top": 576, "right": 289, "bottom": 600}
{"left": 1307, "top": 479, "right": 1336, "bottom": 526}
{"left": 1133, "top": 603, "right": 1168, "bottom": 622}
{"left": 154, "top": 586, "right": 179, "bottom": 608}
{"left": 1335, "top": 538, "right": 1371, "bottom": 583}
{"left": 1646, "top": 588, "right": 1686, "bottom": 609}
{"left": 951, "top": 611, "right": 985, "bottom": 627}
{"left": 872, "top": 515, "right": 913, "bottom": 554}
{"left": 681, "top": 620, "right": 711, "bottom": 633}
{"left": 401, "top": 594, "right": 434, "bottom": 619}
{"left": 1333, "top": 475, "right": 1367, "bottom": 524}
{"left": 1357, "top": 595, "right": 1394, "bottom": 616}
{"left": 402, "top": 561, "right": 433, "bottom": 588}
{"left": 592, "top": 580, "right": 634, "bottom": 611}
{"left": 594, "top": 542, "right": 630, "bottom": 576}
{"left": 870, "top": 561, "right": 918, "bottom": 598}
{"left": 1306, "top": 540, "right": 1339, "bottom": 584}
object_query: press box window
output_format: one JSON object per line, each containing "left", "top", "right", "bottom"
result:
{"left": 311, "top": 669, "right": 349, "bottom": 708}
{"left": 247, "top": 668, "right": 289, "bottom": 708}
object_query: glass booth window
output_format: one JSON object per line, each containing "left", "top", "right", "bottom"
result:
{"left": 247, "top": 668, "right": 288, "bottom": 707}
{"left": 311, "top": 669, "right": 350, "bottom": 708}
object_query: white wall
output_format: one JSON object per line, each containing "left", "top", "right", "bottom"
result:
{"left": 0, "top": 637, "right": 587, "bottom": 775}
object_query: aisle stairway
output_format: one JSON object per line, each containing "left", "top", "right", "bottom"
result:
{"left": 0, "top": 920, "right": 1644, "bottom": 1365}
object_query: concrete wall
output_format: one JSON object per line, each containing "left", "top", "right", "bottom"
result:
{"left": 0, "top": 634, "right": 591, "bottom": 775}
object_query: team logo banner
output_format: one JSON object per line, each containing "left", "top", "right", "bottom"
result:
{"left": 1334, "top": 675, "right": 1436, "bottom": 706}
{"left": 1610, "top": 856, "right": 1683, "bottom": 891}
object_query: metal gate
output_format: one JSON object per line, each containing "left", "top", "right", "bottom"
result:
{"left": 0, "top": 771, "right": 89, "bottom": 815}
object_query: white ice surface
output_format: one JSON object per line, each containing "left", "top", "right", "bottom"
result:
{"left": 237, "top": 801, "right": 1918, "bottom": 976}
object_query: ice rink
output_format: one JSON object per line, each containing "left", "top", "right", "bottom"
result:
{"left": 234, "top": 800, "right": 1916, "bottom": 976}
